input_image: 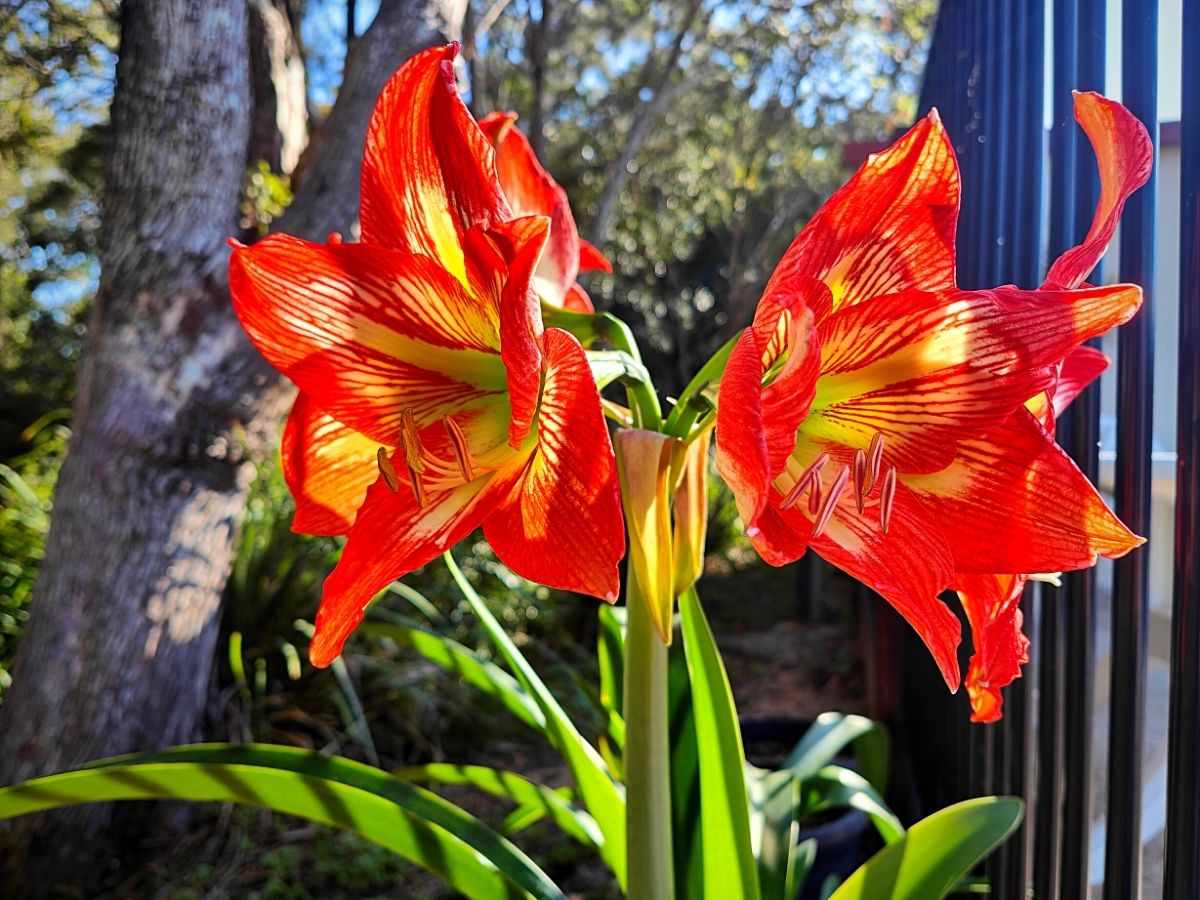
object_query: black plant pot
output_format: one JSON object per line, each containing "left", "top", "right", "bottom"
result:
{"left": 739, "top": 716, "right": 872, "bottom": 900}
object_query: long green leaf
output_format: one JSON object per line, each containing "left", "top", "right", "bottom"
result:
{"left": 784, "top": 712, "right": 889, "bottom": 792}
{"left": 798, "top": 766, "right": 904, "bottom": 844}
{"left": 358, "top": 621, "right": 546, "bottom": 732}
{"left": 445, "top": 553, "right": 627, "bottom": 887}
{"left": 394, "top": 763, "right": 602, "bottom": 848}
{"left": 2, "top": 744, "right": 565, "bottom": 900}
{"left": 830, "top": 797, "right": 1023, "bottom": 900}
{"left": 668, "top": 632, "right": 704, "bottom": 900}
{"left": 748, "top": 767, "right": 801, "bottom": 900}
{"left": 679, "top": 587, "right": 761, "bottom": 900}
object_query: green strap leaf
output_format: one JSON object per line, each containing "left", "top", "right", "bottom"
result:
{"left": 829, "top": 797, "right": 1024, "bottom": 900}
{"left": 783, "top": 712, "right": 889, "bottom": 792}
{"left": 798, "top": 766, "right": 904, "bottom": 845}
{"left": 358, "top": 621, "right": 546, "bottom": 732}
{"left": 445, "top": 553, "right": 627, "bottom": 887}
{"left": 3, "top": 744, "right": 566, "bottom": 900}
{"left": 394, "top": 763, "right": 602, "bottom": 849}
{"left": 679, "top": 587, "right": 761, "bottom": 900}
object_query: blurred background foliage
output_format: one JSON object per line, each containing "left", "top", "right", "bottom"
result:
{"left": 0, "top": 0, "right": 929, "bottom": 790}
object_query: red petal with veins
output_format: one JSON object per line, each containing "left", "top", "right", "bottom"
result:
{"left": 768, "top": 110, "right": 959, "bottom": 324}
{"left": 906, "top": 408, "right": 1143, "bottom": 575}
{"left": 808, "top": 283, "right": 1140, "bottom": 472}
{"left": 359, "top": 44, "right": 511, "bottom": 284}
{"left": 230, "top": 235, "right": 507, "bottom": 446}
{"left": 479, "top": 111, "right": 581, "bottom": 306}
{"left": 1044, "top": 92, "right": 1154, "bottom": 290}
{"left": 810, "top": 480, "right": 961, "bottom": 690}
{"left": 578, "top": 239, "right": 613, "bottom": 273}
{"left": 484, "top": 328, "right": 624, "bottom": 601}
{"left": 495, "top": 216, "right": 550, "bottom": 448}
{"left": 311, "top": 463, "right": 510, "bottom": 667}
{"left": 956, "top": 573, "right": 1030, "bottom": 723}
{"left": 282, "top": 393, "right": 381, "bottom": 536}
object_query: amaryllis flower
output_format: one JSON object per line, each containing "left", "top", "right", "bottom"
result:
{"left": 716, "top": 93, "right": 1152, "bottom": 712}
{"left": 478, "top": 111, "right": 612, "bottom": 312}
{"left": 230, "top": 44, "right": 623, "bottom": 667}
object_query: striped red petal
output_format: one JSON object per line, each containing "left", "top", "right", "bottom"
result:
{"left": 311, "top": 463, "right": 510, "bottom": 667}
{"left": 955, "top": 573, "right": 1030, "bottom": 723}
{"left": 807, "top": 283, "right": 1141, "bottom": 472}
{"left": 479, "top": 111, "right": 582, "bottom": 307}
{"left": 809, "top": 480, "right": 961, "bottom": 690}
{"left": 282, "top": 393, "right": 381, "bottom": 536}
{"left": 767, "top": 110, "right": 959, "bottom": 324}
{"left": 484, "top": 328, "right": 624, "bottom": 601}
{"left": 230, "top": 235, "right": 508, "bottom": 447}
{"left": 359, "top": 44, "right": 511, "bottom": 285}
{"left": 494, "top": 216, "right": 550, "bottom": 448}
{"left": 905, "top": 408, "right": 1144, "bottom": 575}
{"left": 1044, "top": 92, "right": 1154, "bottom": 290}
{"left": 578, "top": 239, "right": 613, "bottom": 274}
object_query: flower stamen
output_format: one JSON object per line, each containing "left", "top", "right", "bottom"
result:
{"left": 398, "top": 407, "right": 429, "bottom": 507}
{"left": 812, "top": 464, "right": 851, "bottom": 539}
{"left": 879, "top": 466, "right": 897, "bottom": 535}
{"left": 780, "top": 451, "right": 829, "bottom": 510}
{"left": 442, "top": 415, "right": 476, "bottom": 482}
{"left": 376, "top": 447, "right": 400, "bottom": 493}
{"left": 865, "top": 432, "right": 885, "bottom": 495}
{"left": 853, "top": 449, "right": 867, "bottom": 513}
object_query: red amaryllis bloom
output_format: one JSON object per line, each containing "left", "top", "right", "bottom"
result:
{"left": 715, "top": 92, "right": 1152, "bottom": 713}
{"left": 478, "top": 111, "right": 612, "bottom": 312}
{"left": 230, "top": 44, "right": 623, "bottom": 667}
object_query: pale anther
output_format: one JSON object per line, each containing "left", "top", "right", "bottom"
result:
{"left": 376, "top": 447, "right": 400, "bottom": 494}
{"left": 443, "top": 415, "right": 475, "bottom": 483}
{"left": 808, "top": 467, "right": 824, "bottom": 516}
{"left": 780, "top": 452, "right": 828, "bottom": 510}
{"left": 865, "top": 432, "right": 885, "bottom": 495}
{"left": 879, "top": 466, "right": 897, "bottom": 535}
{"left": 812, "top": 465, "right": 850, "bottom": 539}
{"left": 853, "top": 449, "right": 868, "bottom": 514}
{"left": 398, "top": 407, "right": 429, "bottom": 508}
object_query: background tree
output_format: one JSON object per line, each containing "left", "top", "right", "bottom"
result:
{"left": 0, "top": 0, "right": 466, "bottom": 887}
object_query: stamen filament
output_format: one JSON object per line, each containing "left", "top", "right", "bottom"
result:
{"left": 812, "top": 465, "right": 850, "bottom": 538}
{"left": 442, "top": 415, "right": 476, "bottom": 482}
{"left": 879, "top": 466, "right": 897, "bottom": 535}
{"left": 780, "top": 452, "right": 829, "bottom": 510}
{"left": 376, "top": 447, "right": 400, "bottom": 494}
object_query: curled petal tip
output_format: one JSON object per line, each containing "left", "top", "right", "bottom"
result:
{"left": 927, "top": 107, "right": 942, "bottom": 124}
{"left": 744, "top": 524, "right": 762, "bottom": 539}
{"left": 227, "top": 237, "right": 245, "bottom": 250}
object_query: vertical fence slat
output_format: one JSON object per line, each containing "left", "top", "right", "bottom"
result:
{"left": 1163, "top": 0, "right": 1200, "bottom": 894}
{"left": 1104, "top": 2, "right": 1159, "bottom": 897}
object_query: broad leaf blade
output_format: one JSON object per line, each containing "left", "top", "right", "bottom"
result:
{"left": 394, "top": 763, "right": 602, "bottom": 848}
{"left": 358, "top": 621, "right": 546, "bottom": 732}
{"left": 679, "top": 587, "right": 761, "bottom": 900}
{"left": 829, "top": 797, "right": 1023, "bottom": 900}
{"left": 784, "top": 712, "right": 889, "bottom": 791}
{"left": 799, "top": 766, "right": 904, "bottom": 844}
{"left": 445, "top": 553, "right": 627, "bottom": 887}
{"left": 3, "top": 744, "right": 566, "bottom": 900}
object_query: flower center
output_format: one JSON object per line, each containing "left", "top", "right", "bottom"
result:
{"left": 376, "top": 407, "right": 482, "bottom": 508}
{"left": 779, "top": 431, "right": 897, "bottom": 537}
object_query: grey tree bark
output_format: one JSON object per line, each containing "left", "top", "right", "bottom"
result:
{"left": 0, "top": 0, "right": 464, "bottom": 891}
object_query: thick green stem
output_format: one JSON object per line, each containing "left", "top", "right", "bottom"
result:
{"left": 623, "top": 569, "right": 674, "bottom": 900}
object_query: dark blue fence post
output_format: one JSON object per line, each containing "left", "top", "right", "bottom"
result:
{"left": 1105, "top": 2, "right": 1159, "bottom": 898}
{"left": 1163, "top": 0, "right": 1200, "bottom": 895}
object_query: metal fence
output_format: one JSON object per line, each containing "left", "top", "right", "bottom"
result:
{"left": 895, "top": 0, "right": 1199, "bottom": 896}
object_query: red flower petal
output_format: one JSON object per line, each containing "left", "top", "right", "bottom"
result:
{"left": 807, "top": 283, "right": 1141, "bottom": 472}
{"left": 1052, "top": 344, "right": 1110, "bottom": 418}
{"left": 1044, "top": 92, "right": 1154, "bottom": 290}
{"left": 767, "top": 110, "right": 959, "bottom": 324}
{"left": 359, "top": 44, "right": 510, "bottom": 284}
{"left": 578, "top": 239, "right": 613, "bottom": 274}
{"left": 810, "top": 480, "right": 961, "bottom": 690}
{"left": 311, "top": 464, "right": 509, "bottom": 667}
{"left": 483, "top": 328, "right": 624, "bottom": 601}
{"left": 479, "top": 111, "right": 581, "bottom": 306}
{"left": 282, "top": 393, "right": 381, "bottom": 536}
{"left": 905, "top": 408, "right": 1144, "bottom": 575}
{"left": 230, "top": 235, "right": 507, "bottom": 446}
{"left": 955, "top": 573, "right": 1030, "bottom": 724}
{"left": 562, "top": 283, "right": 596, "bottom": 313}
{"left": 494, "top": 216, "right": 550, "bottom": 448}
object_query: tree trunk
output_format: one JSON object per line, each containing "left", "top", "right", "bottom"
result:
{"left": 0, "top": 0, "right": 464, "bottom": 891}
